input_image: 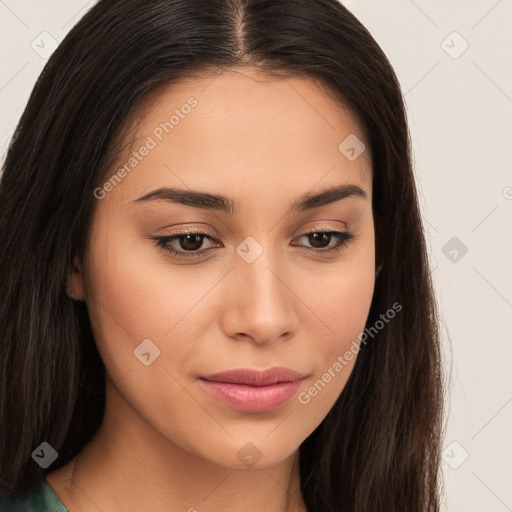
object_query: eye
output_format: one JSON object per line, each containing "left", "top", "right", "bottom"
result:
{"left": 292, "top": 231, "right": 355, "bottom": 252}
{"left": 151, "top": 229, "right": 355, "bottom": 260}
{"left": 153, "top": 233, "right": 218, "bottom": 259}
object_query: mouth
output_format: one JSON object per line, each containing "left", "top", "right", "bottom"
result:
{"left": 199, "top": 367, "right": 307, "bottom": 413}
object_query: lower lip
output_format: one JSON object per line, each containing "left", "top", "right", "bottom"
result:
{"left": 199, "top": 378, "right": 304, "bottom": 413}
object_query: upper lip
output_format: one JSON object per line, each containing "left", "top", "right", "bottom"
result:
{"left": 200, "top": 366, "right": 306, "bottom": 387}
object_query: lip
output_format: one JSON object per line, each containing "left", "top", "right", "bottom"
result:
{"left": 199, "top": 367, "right": 307, "bottom": 413}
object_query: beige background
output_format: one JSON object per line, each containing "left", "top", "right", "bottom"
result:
{"left": 1, "top": 1, "right": 511, "bottom": 510}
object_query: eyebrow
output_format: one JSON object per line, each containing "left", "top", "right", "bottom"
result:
{"left": 131, "top": 183, "right": 368, "bottom": 214}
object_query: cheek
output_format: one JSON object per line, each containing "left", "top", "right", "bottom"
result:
{"left": 82, "top": 220, "right": 233, "bottom": 410}
{"left": 82, "top": 226, "right": 209, "bottom": 437}
{"left": 293, "top": 269, "right": 375, "bottom": 424}
{"left": 82, "top": 220, "right": 168, "bottom": 375}
{"left": 300, "top": 239, "right": 375, "bottom": 404}
{"left": 84, "top": 220, "right": 201, "bottom": 341}
{"left": 325, "top": 267, "right": 374, "bottom": 353}
{"left": 308, "top": 237, "right": 375, "bottom": 352}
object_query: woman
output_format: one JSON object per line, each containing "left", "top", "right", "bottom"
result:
{"left": 0, "top": 0, "right": 443, "bottom": 510}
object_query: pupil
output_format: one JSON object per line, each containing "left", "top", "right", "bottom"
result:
{"left": 181, "top": 234, "right": 202, "bottom": 250}
{"left": 310, "top": 232, "right": 329, "bottom": 248}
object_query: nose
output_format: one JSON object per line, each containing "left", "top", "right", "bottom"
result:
{"left": 220, "top": 241, "right": 299, "bottom": 346}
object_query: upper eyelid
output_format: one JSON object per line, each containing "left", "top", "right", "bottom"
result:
{"left": 158, "top": 220, "right": 349, "bottom": 237}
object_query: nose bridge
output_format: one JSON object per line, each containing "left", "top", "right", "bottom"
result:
{"left": 226, "top": 234, "right": 296, "bottom": 341}
{"left": 236, "top": 235, "right": 286, "bottom": 308}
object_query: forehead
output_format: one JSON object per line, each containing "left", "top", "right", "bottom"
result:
{"left": 131, "top": 68, "right": 368, "bottom": 147}
{"left": 105, "top": 68, "right": 372, "bottom": 205}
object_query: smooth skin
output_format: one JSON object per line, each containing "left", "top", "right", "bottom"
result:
{"left": 47, "top": 67, "right": 376, "bottom": 512}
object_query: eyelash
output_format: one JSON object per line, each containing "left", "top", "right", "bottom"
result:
{"left": 152, "top": 229, "right": 355, "bottom": 260}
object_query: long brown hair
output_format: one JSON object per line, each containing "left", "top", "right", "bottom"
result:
{"left": 0, "top": 1, "right": 443, "bottom": 510}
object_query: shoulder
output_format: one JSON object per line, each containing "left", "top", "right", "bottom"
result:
{"left": 0, "top": 477, "right": 68, "bottom": 511}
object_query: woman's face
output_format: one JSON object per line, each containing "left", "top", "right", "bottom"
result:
{"left": 70, "top": 68, "right": 375, "bottom": 469}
